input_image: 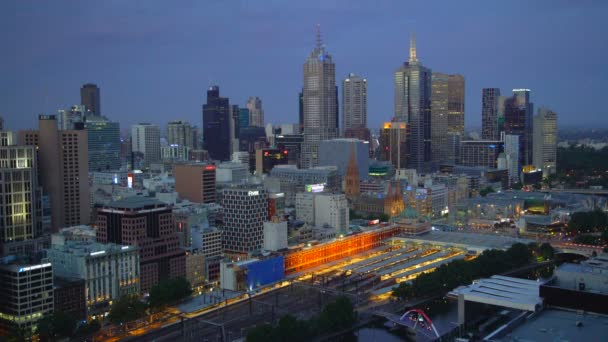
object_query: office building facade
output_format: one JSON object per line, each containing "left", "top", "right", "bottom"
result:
{"left": 482, "top": 88, "right": 501, "bottom": 140}
{"left": 167, "top": 121, "right": 197, "bottom": 150}
{"left": 504, "top": 89, "right": 534, "bottom": 166}
{"left": 0, "top": 261, "right": 53, "bottom": 335}
{"left": 394, "top": 34, "right": 432, "bottom": 171}
{"left": 319, "top": 138, "right": 368, "bottom": 180}
{"left": 533, "top": 108, "right": 557, "bottom": 176}
{"left": 173, "top": 163, "right": 217, "bottom": 204}
{"left": 447, "top": 74, "right": 465, "bottom": 135}
{"left": 460, "top": 140, "right": 504, "bottom": 168}
{"left": 96, "top": 197, "right": 185, "bottom": 293}
{"left": 18, "top": 115, "right": 90, "bottom": 232}
{"left": 47, "top": 240, "right": 140, "bottom": 318}
{"left": 0, "top": 143, "right": 44, "bottom": 256}
{"left": 221, "top": 187, "right": 268, "bottom": 253}
{"left": 131, "top": 123, "right": 161, "bottom": 166}
{"left": 80, "top": 83, "right": 100, "bottom": 115}
{"left": 246, "top": 96, "right": 264, "bottom": 128}
{"left": 203, "top": 86, "right": 231, "bottom": 161}
{"left": 379, "top": 121, "right": 409, "bottom": 170}
{"left": 342, "top": 73, "right": 367, "bottom": 134}
{"left": 301, "top": 28, "right": 338, "bottom": 168}
{"left": 86, "top": 116, "right": 121, "bottom": 171}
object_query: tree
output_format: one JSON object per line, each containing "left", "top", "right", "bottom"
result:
{"left": 38, "top": 311, "right": 77, "bottom": 341}
{"left": 512, "top": 182, "right": 523, "bottom": 190}
{"left": 74, "top": 319, "right": 101, "bottom": 337}
{"left": 537, "top": 243, "right": 555, "bottom": 261}
{"left": 318, "top": 296, "right": 357, "bottom": 332}
{"left": 108, "top": 295, "right": 147, "bottom": 325}
{"left": 480, "top": 186, "right": 496, "bottom": 197}
{"left": 149, "top": 277, "right": 192, "bottom": 310}
{"left": 246, "top": 324, "right": 274, "bottom": 342}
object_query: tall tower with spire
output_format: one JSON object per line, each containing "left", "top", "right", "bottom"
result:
{"left": 344, "top": 143, "right": 360, "bottom": 198}
{"left": 394, "top": 33, "right": 432, "bottom": 172}
{"left": 301, "top": 25, "right": 338, "bottom": 168}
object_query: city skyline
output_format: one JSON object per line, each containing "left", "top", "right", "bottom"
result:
{"left": 2, "top": 1, "right": 607, "bottom": 131}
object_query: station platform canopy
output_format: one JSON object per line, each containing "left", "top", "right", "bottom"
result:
{"left": 448, "top": 275, "right": 545, "bottom": 312}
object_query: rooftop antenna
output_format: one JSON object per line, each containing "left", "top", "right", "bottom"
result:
{"left": 409, "top": 32, "right": 418, "bottom": 63}
{"left": 316, "top": 24, "right": 323, "bottom": 49}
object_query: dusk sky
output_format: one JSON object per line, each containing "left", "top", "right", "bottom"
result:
{"left": 1, "top": 0, "right": 607, "bottom": 132}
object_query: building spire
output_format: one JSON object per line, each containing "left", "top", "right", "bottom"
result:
{"left": 409, "top": 32, "right": 418, "bottom": 63}
{"left": 316, "top": 24, "right": 323, "bottom": 49}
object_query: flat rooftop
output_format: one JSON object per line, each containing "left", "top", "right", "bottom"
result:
{"left": 449, "top": 275, "right": 544, "bottom": 312}
{"left": 496, "top": 309, "right": 608, "bottom": 342}
{"left": 390, "top": 230, "right": 533, "bottom": 251}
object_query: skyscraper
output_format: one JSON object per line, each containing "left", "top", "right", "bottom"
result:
{"left": 342, "top": 73, "right": 367, "bottom": 135}
{"left": 394, "top": 34, "right": 432, "bottom": 171}
{"left": 167, "top": 121, "right": 197, "bottom": 150}
{"left": 80, "top": 83, "right": 100, "bottom": 115}
{"left": 86, "top": 115, "right": 121, "bottom": 171}
{"left": 0, "top": 141, "right": 44, "bottom": 256}
{"left": 482, "top": 88, "right": 501, "bottom": 140}
{"left": 301, "top": 26, "right": 338, "bottom": 168}
{"left": 221, "top": 186, "right": 268, "bottom": 253}
{"left": 131, "top": 123, "right": 161, "bottom": 166}
{"left": 379, "top": 121, "right": 409, "bottom": 170}
{"left": 203, "top": 86, "right": 231, "bottom": 161}
{"left": 96, "top": 197, "right": 185, "bottom": 292}
{"left": 246, "top": 96, "right": 264, "bottom": 127}
{"left": 431, "top": 72, "right": 449, "bottom": 163}
{"left": 18, "top": 115, "right": 90, "bottom": 232}
{"left": 533, "top": 107, "right": 557, "bottom": 176}
{"left": 504, "top": 89, "right": 534, "bottom": 167}
{"left": 447, "top": 74, "right": 465, "bottom": 135}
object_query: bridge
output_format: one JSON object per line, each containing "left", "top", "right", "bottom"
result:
{"left": 554, "top": 242, "right": 605, "bottom": 257}
{"left": 374, "top": 308, "right": 440, "bottom": 340}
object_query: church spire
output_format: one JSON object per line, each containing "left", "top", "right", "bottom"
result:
{"left": 345, "top": 142, "right": 360, "bottom": 198}
{"left": 409, "top": 32, "right": 418, "bottom": 63}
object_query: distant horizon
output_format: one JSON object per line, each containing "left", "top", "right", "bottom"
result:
{"left": 2, "top": 1, "right": 607, "bottom": 131}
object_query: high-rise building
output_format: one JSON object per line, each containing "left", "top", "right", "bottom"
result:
{"left": 80, "top": 83, "right": 101, "bottom": 115}
{"left": 342, "top": 73, "right": 367, "bottom": 134}
{"left": 131, "top": 123, "right": 161, "bottom": 166}
{"left": 0, "top": 261, "right": 53, "bottom": 335}
{"left": 246, "top": 97, "right": 264, "bottom": 128}
{"left": 57, "top": 105, "right": 86, "bottom": 130}
{"left": 379, "top": 121, "right": 409, "bottom": 170}
{"left": 533, "top": 108, "right": 557, "bottom": 177}
{"left": 431, "top": 72, "right": 449, "bottom": 163}
{"left": 239, "top": 108, "right": 250, "bottom": 131}
{"left": 18, "top": 115, "right": 90, "bottom": 232}
{"left": 263, "top": 217, "right": 288, "bottom": 251}
{"left": 47, "top": 239, "right": 140, "bottom": 319}
{"left": 394, "top": 34, "right": 432, "bottom": 171}
{"left": 167, "top": 121, "right": 197, "bottom": 150}
{"left": 0, "top": 142, "right": 44, "bottom": 256}
{"left": 275, "top": 133, "right": 304, "bottom": 167}
{"left": 221, "top": 186, "right": 268, "bottom": 253}
{"left": 203, "top": 86, "right": 231, "bottom": 161}
{"left": 0, "top": 116, "right": 3, "bottom": 130}
{"left": 173, "top": 162, "right": 217, "bottom": 204}
{"left": 86, "top": 115, "right": 121, "bottom": 171}
{"left": 230, "top": 105, "right": 240, "bottom": 155}
{"left": 269, "top": 165, "right": 340, "bottom": 206}
{"left": 319, "top": 138, "right": 369, "bottom": 180}
{"left": 96, "top": 197, "right": 186, "bottom": 292}
{"left": 459, "top": 140, "right": 504, "bottom": 168}
{"left": 482, "top": 88, "right": 501, "bottom": 140}
{"left": 255, "top": 148, "right": 289, "bottom": 175}
{"left": 502, "top": 133, "right": 520, "bottom": 185}
{"left": 301, "top": 27, "right": 338, "bottom": 168}
{"left": 504, "top": 89, "right": 534, "bottom": 167}
{"left": 447, "top": 74, "right": 465, "bottom": 135}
